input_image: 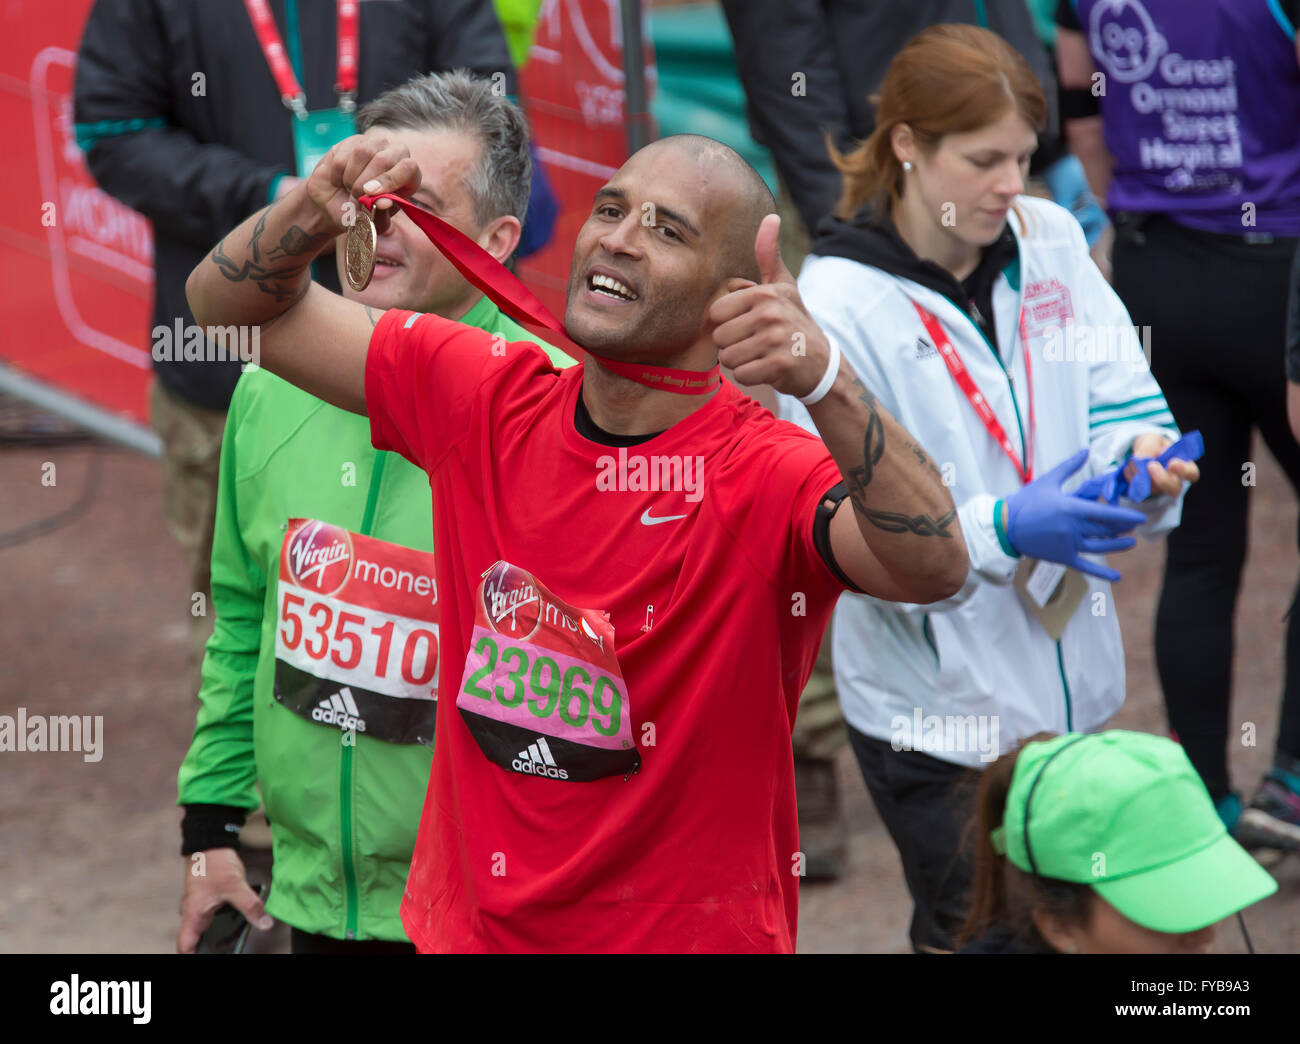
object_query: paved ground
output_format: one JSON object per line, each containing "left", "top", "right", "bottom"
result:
{"left": 1, "top": 434, "right": 1297, "bottom": 954}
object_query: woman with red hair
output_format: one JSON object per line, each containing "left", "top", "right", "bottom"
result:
{"left": 778, "top": 24, "right": 1200, "bottom": 952}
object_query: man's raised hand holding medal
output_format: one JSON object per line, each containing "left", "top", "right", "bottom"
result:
{"left": 189, "top": 134, "right": 421, "bottom": 415}
{"left": 307, "top": 133, "right": 421, "bottom": 241}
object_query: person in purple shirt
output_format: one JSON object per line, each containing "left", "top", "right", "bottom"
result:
{"left": 1056, "top": 0, "right": 1300, "bottom": 855}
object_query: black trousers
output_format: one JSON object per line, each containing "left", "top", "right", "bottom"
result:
{"left": 1113, "top": 215, "right": 1300, "bottom": 801}
{"left": 847, "top": 726, "right": 979, "bottom": 953}
{"left": 290, "top": 928, "right": 417, "bottom": 954}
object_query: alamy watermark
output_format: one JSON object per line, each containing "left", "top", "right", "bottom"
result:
{"left": 891, "top": 709, "right": 999, "bottom": 763}
{"left": 595, "top": 448, "right": 705, "bottom": 503}
{"left": 152, "top": 320, "right": 259, "bottom": 367}
{"left": 50, "top": 975, "right": 149, "bottom": 1023}
{"left": 1040, "top": 321, "right": 1152, "bottom": 374}
{"left": 0, "top": 708, "right": 103, "bottom": 762}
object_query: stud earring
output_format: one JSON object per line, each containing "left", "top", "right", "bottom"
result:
{"left": 903, "top": 161, "right": 913, "bottom": 171}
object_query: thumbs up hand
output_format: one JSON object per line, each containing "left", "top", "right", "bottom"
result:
{"left": 753, "top": 209, "right": 795, "bottom": 286}
{"left": 708, "top": 214, "right": 837, "bottom": 398}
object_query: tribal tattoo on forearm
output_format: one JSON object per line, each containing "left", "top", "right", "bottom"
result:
{"left": 848, "top": 378, "right": 886, "bottom": 488}
{"left": 844, "top": 378, "right": 957, "bottom": 538}
{"left": 211, "top": 204, "right": 333, "bottom": 304}
{"left": 904, "top": 438, "right": 944, "bottom": 482}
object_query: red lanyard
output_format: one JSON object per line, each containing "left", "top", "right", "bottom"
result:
{"left": 910, "top": 299, "right": 1036, "bottom": 484}
{"left": 244, "top": 0, "right": 359, "bottom": 118}
{"left": 359, "top": 193, "right": 722, "bottom": 394}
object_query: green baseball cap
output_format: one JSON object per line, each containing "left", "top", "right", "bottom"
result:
{"left": 990, "top": 731, "right": 1277, "bottom": 934}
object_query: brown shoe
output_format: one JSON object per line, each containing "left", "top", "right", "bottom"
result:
{"left": 794, "top": 757, "right": 847, "bottom": 882}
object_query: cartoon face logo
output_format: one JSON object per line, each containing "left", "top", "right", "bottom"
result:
{"left": 481, "top": 562, "right": 542, "bottom": 641}
{"left": 286, "top": 520, "right": 354, "bottom": 595}
{"left": 1089, "top": 0, "right": 1167, "bottom": 83}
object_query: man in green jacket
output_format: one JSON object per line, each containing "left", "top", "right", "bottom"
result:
{"left": 175, "top": 71, "right": 570, "bottom": 953}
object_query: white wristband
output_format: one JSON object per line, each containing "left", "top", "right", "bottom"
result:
{"left": 798, "top": 336, "right": 841, "bottom": 406}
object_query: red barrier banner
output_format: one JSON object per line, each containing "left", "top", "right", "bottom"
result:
{"left": 0, "top": 0, "right": 654, "bottom": 435}
{"left": 0, "top": 0, "right": 153, "bottom": 426}
{"left": 516, "top": 0, "right": 656, "bottom": 319}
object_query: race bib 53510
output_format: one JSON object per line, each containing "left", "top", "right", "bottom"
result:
{"left": 273, "top": 518, "right": 439, "bottom": 746}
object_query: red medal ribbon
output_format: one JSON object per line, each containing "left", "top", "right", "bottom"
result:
{"left": 245, "top": 0, "right": 359, "bottom": 114}
{"left": 911, "top": 300, "right": 1035, "bottom": 484}
{"left": 359, "top": 193, "right": 723, "bottom": 395}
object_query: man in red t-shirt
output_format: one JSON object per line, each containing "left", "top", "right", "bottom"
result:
{"left": 187, "top": 131, "right": 968, "bottom": 952}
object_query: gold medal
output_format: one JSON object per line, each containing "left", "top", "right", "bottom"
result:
{"left": 344, "top": 204, "right": 376, "bottom": 292}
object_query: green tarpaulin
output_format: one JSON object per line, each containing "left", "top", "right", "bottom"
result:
{"left": 648, "top": 2, "right": 778, "bottom": 194}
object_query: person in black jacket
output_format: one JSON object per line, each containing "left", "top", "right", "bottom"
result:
{"left": 720, "top": 0, "right": 1058, "bottom": 241}
{"left": 1289, "top": 242, "right": 1300, "bottom": 446}
{"left": 1055, "top": 0, "right": 1300, "bottom": 855}
{"left": 73, "top": 0, "right": 514, "bottom": 676}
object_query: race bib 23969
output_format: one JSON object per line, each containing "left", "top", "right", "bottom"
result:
{"left": 457, "top": 561, "right": 640, "bottom": 782}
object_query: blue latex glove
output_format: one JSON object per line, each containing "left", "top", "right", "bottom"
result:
{"left": 1073, "top": 430, "right": 1204, "bottom": 505}
{"left": 1005, "top": 448, "right": 1146, "bottom": 582}
{"left": 1040, "top": 153, "right": 1110, "bottom": 248}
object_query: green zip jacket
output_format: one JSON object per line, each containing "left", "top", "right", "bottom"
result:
{"left": 178, "top": 296, "right": 568, "bottom": 941}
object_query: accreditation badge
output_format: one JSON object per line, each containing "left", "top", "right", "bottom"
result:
{"left": 292, "top": 107, "right": 356, "bottom": 179}
{"left": 456, "top": 561, "right": 641, "bottom": 782}
{"left": 273, "top": 518, "right": 439, "bottom": 746}
{"left": 1013, "top": 559, "right": 1088, "bottom": 642}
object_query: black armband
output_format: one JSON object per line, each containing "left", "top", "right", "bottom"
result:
{"left": 812, "top": 482, "right": 865, "bottom": 594}
{"left": 1059, "top": 86, "right": 1101, "bottom": 121}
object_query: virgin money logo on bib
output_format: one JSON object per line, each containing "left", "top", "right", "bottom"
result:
{"left": 481, "top": 561, "right": 542, "bottom": 641}
{"left": 274, "top": 519, "right": 439, "bottom": 747}
{"left": 286, "top": 520, "right": 354, "bottom": 595}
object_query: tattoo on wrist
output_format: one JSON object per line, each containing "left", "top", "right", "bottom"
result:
{"left": 269, "top": 224, "right": 324, "bottom": 261}
{"left": 210, "top": 205, "right": 331, "bottom": 303}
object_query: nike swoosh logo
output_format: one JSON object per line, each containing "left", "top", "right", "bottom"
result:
{"left": 640, "top": 508, "right": 688, "bottom": 526}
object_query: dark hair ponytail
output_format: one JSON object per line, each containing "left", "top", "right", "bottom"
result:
{"left": 958, "top": 735, "right": 1092, "bottom": 950}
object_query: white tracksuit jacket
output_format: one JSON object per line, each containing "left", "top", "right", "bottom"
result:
{"left": 781, "top": 196, "right": 1186, "bottom": 768}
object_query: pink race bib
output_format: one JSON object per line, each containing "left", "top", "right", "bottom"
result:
{"left": 456, "top": 562, "right": 641, "bottom": 782}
